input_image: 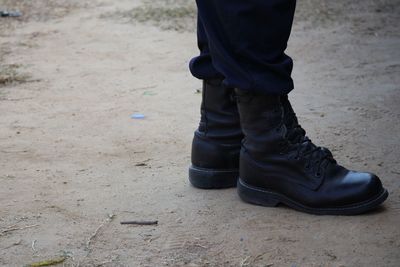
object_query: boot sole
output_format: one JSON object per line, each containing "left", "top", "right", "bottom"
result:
{"left": 189, "top": 165, "right": 238, "bottom": 189}
{"left": 237, "top": 178, "right": 388, "bottom": 215}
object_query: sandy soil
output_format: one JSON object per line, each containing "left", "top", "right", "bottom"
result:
{"left": 0, "top": 0, "right": 399, "bottom": 266}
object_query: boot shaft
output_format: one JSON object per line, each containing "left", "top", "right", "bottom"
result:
{"left": 189, "top": 80, "right": 242, "bottom": 188}
{"left": 234, "top": 88, "right": 287, "bottom": 156}
{"left": 198, "top": 79, "right": 243, "bottom": 141}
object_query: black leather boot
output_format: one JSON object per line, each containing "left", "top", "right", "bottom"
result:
{"left": 235, "top": 89, "right": 388, "bottom": 215}
{"left": 189, "top": 79, "right": 243, "bottom": 189}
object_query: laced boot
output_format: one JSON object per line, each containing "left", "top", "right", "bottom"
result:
{"left": 189, "top": 79, "right": 243, "bottom": 189}
{"left": 235, "top": 89, "right": 388, "bottom": 215}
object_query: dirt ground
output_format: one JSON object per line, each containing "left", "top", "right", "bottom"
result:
{"left": 1, "top": 0, "right": 399, "bottom": 266}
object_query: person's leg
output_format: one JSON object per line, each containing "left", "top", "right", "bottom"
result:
{"left": 189, "top": 15, "right": 222, "bottom": 80}
{"left": 195, "top": 0, "right": 296, "bottom": 95}
{"left": 188, "top": 1, "right": 295, "bottom": 188}
{"left": 193, "top": 0, "right": 388, "bottom": 214}
{"left": 189, "top": 15, "right": 243, "bottom": 189}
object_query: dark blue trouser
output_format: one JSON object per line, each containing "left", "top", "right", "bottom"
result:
{"left": 189, "top": 0, "right": 296, "bottom": 95}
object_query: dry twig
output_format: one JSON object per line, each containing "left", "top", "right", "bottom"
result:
{"left": 120, "top": 220, "right": 158, "bottom": 225}
{"left": 25, "top": 257, "right": 66, "bottom": 267}
{"left": 0, "top": 224, "right": 38, "bottom": 236}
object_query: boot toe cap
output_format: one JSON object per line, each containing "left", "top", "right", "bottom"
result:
{"left": 329, "top": 171, "right": 384, "bottom": 206}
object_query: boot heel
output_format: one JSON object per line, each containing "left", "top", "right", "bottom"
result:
{"left": 189, "top": 165, "right": 238, "bottom": 189}
{"left": 237, "top": 178, "right": 280, "bottom": 207}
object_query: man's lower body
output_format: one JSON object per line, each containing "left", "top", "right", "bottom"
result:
{"left": 188, "top": 0, "right": 388, "bottom": 215}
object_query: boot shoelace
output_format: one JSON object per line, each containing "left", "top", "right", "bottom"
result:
{"left": 284, "top": 109, "right": 306, "bottom": 143}
{"left": 292, "top": 136, "right": 336, "bottom": 178}
{"left": 275, "top": 100, "right": 334, "bottom": 178}
{"left": 283, "top": 109, "right": 335, "bottom": 177}
{"left": 279, "top": 116, "right": 335, "bottom": 177}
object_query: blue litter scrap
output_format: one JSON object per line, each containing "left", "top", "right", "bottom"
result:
{"left": 0, "top": 10, "right": 22, "bottom": 17}
{"left": 131, "top": 113, "right": 145, "bottom": 119}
